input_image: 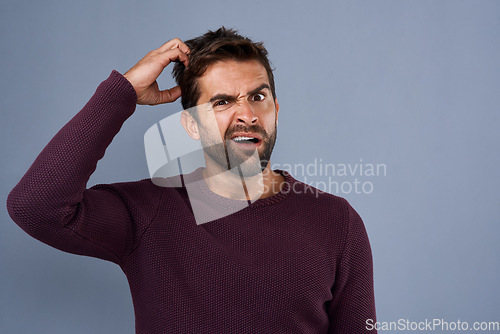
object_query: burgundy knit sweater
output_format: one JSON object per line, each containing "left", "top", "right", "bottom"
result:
{"left": 7, "top": 71, "right": 376, "bottom": 333}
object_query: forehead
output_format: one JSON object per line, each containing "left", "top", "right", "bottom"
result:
{"left": 197, "top": 59, "right": 270, "bottom": 98}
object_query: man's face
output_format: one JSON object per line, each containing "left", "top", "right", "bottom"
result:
{"left": 194, "top": 59, "right": 279, "bottom": 176}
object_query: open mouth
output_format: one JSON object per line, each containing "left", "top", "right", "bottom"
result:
{"left": 230, "top": 134, "right": 262, "bottom": 149}
{"left": 232, "top": 136, "right": 260, "bottom": 144}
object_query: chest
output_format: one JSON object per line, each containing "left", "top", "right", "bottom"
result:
{"left": 127, "top": 209, "right": 336, "bottom": 306}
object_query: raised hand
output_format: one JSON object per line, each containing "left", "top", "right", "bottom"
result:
{"left": 124, "top": 38, "right": 190, "bottom": 105}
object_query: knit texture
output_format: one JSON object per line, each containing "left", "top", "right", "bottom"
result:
{"left": 7, "top": 71, "right": 376, "bottom": 333}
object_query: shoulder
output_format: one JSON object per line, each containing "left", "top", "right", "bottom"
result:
{"left": 91, "top": 178, "right": 161, "bottom": 196}
{"left": 89, "top": 176, "right": 185, "bottom": 208}
{"left": 280, "top": 170, "right": 351, "bottom": 212}
{"left": 280, "top": 170, "right": 365, "bottom": 234}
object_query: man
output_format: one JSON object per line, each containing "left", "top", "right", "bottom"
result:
{"left": 7, "top": 28, "right": 376, "bottom": 333}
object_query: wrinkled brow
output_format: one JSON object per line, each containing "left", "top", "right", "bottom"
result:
{"left": 209, "top": 83, "right": 271, "bottom": 103}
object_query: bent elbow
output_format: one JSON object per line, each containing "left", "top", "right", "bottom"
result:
{"left": 6, "top": 184, "right": 74, "bottom": 239}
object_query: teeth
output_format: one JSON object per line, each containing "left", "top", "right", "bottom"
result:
{"left": 233, "top": 136, "right": 255, "bottom": 142}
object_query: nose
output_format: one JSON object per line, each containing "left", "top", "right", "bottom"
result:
{"left": 235, "top": 100, "right": 257, "bottom": 124}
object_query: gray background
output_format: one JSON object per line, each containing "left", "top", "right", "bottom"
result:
{"left": 1, "top": 0, "right": 499, "bottom": 333}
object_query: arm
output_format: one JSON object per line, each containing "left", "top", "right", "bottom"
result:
{"left": 6, "top": 39, "right": 190, "bottom": 264}
{"left": 7, "top": 72, "right": 139, "bottom": 263}
{"left": 328, "top": 201, "right": 377, "bottom": 333}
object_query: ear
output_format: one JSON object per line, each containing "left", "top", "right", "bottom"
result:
{"left": 181, "top": 110, "right": 200, "bottom": 140}
{"left": 275, "top": 98, "right": 280, "bottom": 121}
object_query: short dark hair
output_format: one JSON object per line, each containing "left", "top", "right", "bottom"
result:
{"left": 172, "top": 27, "right": 276, "bottom": 113}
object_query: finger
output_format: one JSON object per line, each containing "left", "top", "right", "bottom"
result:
{"left": 156, "top": 48, "right": 189, "bottom": 68}
{"left": 158, "top": 38, "right": 190, "bottom": 54}
{"left": 158, "top": 85, "right": 181, "bottom": 104}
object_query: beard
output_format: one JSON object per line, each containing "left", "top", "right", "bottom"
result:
{"left": 200, "top": 121, "right": 277, "bottom": 177}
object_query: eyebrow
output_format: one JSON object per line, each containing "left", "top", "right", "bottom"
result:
{"left": 209, "top": 83, "right": 271, "bottom": 103}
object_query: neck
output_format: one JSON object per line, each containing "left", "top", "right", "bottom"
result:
{"left": 202, "top": 162, "right": 284, "bottom": 201}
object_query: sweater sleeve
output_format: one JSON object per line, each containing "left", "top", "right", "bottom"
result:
{"left": 6, "top": 71, "right": 142, "bottom": 264}
{"left": 328, "top": 200, "right": 377, "bottom": 333}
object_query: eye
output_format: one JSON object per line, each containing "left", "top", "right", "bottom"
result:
{"left": 212, "top": 99, "right": 234, "bottom": 111}
{"left": 214, "top": 100, "right": 228, "bottom": 107}
{"left": 252, "top": 93, "right": 266, "bottom": 102}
